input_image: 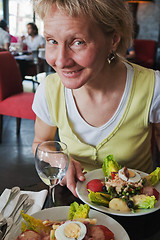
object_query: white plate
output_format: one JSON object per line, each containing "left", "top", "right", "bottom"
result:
{"left": 76, "top": 168, "right": 160, "bottom": 217}
{"left": 9, "top": 206, "right": 130, "bottom": 240}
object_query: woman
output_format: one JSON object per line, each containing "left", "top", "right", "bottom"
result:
{"left": 22, "top": 22, "right": 45, "bottom": 51}
{"left": 32, "top": 0, "right": 160, "bottom": 197}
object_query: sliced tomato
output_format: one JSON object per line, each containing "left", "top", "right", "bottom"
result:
{"left": 86, "top": 179, "right": 104, "bottom": 192}
{"left": 111, "top": 172, "right": 117, "bottom": 180}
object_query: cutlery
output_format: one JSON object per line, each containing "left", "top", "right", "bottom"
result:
{"left": 7, "top": 194, "right": 29, "bottom": 219}
{"left": 14, "top": 198, "right": 34, "bottom": 225}
{"left": 0, "top": 194, "right": 29, "bottom": 239}
{"left": 0, "top": 187, "right": 20, "bottom": 239}
{"left": 2, "top": 198, "right": 34, "bottom": 240}
{"left": 0, "top": 187, "right": 20, "bottom": 221}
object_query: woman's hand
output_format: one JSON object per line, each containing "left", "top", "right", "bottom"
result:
{"left": 60, "top": 157, "right": 86, "bottom": 197}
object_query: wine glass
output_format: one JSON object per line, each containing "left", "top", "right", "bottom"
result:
{"left": 35, "top": 141, "right": 69, "bottom": 207}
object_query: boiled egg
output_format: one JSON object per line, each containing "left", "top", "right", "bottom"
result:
{"left": 118, "top": 167, "right": 141, "bottom": 183}
{"left": 55, "top": 221, "right": 87, "bottom": 240}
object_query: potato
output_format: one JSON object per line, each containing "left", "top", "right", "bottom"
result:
{"left": 109, "top": 198, "right": 130, "bottom": 212}
{"left": 132, "top": 194, "right": 147, "bottom": 206}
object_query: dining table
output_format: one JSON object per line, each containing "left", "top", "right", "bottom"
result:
{"left": 21, "top": 181, "right": 160, "bottom": 240}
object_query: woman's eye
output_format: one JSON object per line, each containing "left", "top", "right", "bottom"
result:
{"left": 48, "top": 39, "right": 57, "bottom": 45}
{"left": 74, "top": 40, "right": 84, "bottom": 46}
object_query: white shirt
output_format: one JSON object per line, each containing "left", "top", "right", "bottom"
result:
{"left": 32, "top": 62, "right": 160, "bottom": 146}
{"left": 23, "top": 34, "right": 45, "bottom": 51}
{"left": 0, "top": 28, "right": 10, "bottom": 48}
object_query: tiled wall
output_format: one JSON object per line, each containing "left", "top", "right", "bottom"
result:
{"left": 137, "top": 0, "right": 160, "bottom": 41}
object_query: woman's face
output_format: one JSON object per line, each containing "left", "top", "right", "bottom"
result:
{"left": 44, "top": 5, "right": 115, "bottom": 89}
{"left": 27, "top": 25, "right": 33, "bottom": 36}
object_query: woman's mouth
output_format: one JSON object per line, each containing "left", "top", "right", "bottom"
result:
{"left": 61, "top": 69, "right": 83, "bottom": 78}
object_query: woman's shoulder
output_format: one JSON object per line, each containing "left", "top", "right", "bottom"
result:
{"left": 127, "top": 62, "right": 155, "bottom": 81}
{"left": 45, "top": 72, "right": 61, "bottom": 83}
{"left": 45, "top": 73, "right": 64, "bottom": 92}
{"left": 36, "top": 34, "right": 45, "bottom": 40}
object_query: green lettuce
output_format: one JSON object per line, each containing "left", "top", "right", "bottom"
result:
{"left": 68, "top": 202, "right": 90, "bottom": 220}
{"left": 149, "top": 167, "right": 160, "bottom": 186}
{"left": 88, "top": 190, "right": 110, "bottom": 206}
{"left": 136, "top": 196, "right": 157, "bottom": 209}
{"left": 102, "top": 154, "right": 120, "bottom": 178}
{"left": 21, "top": 211, "right": 51, "bottom": 234}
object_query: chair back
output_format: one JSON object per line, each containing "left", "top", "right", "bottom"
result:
{"left": 134, "top": 39, "right": 157, "bottom": 69}
{"left": 0, "top": 51, "right": 23, "bottom": 101}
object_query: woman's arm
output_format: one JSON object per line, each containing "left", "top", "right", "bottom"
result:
{"left": 32, "top": 116, "right": 57, "bottom": 155}
{"left": 32, "top": 116, "right": 86, "bottom": 197}
{"left": 4, "top": 42, "right": 10, "bottom": 51}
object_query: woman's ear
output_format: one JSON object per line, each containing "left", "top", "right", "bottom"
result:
{"left": 112, "top": 32, "right": 121, "bottom": 51}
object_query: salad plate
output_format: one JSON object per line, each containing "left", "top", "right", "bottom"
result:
{"left": 9, "top": 206, "right": 130, "bottom": 240}
{"left": 76, "top": 168, "right": 160, "bottom": 217}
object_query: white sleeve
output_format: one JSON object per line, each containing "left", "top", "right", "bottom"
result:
{"left": 32, "top": 79, "right": 55, "bottom": 126}
{"left": 3, "top": 32, "right": 10, "bottom": 43}
{"left": 39, "top": 35, "right": 45, "bottom": 45}
{"left": 149, "top": 70, "right": 160, "bottom": 123}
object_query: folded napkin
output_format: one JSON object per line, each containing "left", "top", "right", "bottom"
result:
{"left": 0, "top": 188, "right": 48, "bottom": 218}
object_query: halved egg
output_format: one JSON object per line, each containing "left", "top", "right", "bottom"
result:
{"left": 118, "top": 168, "right": 141, "bottom": 183}
{"left": 55, "top": 221, "right": 87, "bottom": 240}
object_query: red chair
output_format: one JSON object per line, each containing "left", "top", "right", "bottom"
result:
{"left": 0, "top": 51, "right": 36, "bottom": 142}
{"left": 134, "top": 39, "right": 157, "bottom": 69}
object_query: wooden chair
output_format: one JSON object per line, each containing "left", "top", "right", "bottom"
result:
{"left": 0, "top": 51, "right": 36, "bottom": 142}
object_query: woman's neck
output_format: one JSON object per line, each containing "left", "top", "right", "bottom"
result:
{"left": 73, "top": 60, "right": 127, "bottom": 100}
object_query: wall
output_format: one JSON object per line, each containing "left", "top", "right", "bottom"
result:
{"left": 137, "top": 0, "right": 160, "bottom": 41}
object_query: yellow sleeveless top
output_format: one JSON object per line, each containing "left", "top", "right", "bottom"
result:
{"left": 45, "top": 63, "right": 155, "bottom": 173}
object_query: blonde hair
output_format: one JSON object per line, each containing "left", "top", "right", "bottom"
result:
{"left": 33, "top": 0, "right": 133, "bottom": 54}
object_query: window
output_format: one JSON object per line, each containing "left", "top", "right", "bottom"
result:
{"left": 9, "top": 0, "right": 43, "bottom": 37}
{"left": 0, "top": 0, "right": 3, "bottom": 19}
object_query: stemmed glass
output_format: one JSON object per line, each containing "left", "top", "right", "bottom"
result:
{"left": 35, "top": 141, "right": 69, "bottom": 207}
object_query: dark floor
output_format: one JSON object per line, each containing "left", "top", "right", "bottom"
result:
{"left": 0, "top": 115, "right": 40, "bottom": 195}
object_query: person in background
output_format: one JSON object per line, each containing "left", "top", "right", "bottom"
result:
{"left": 32, "top": 0, "right": 160, "bottom": 197}
{"left": 0, "top": 19, "right": 10, "bottom": 51}
{"left": 22, "top": 22, "right": 45, "bottom": 52}
{"left": 16, "top": 22, "right": 45, "bottom": 80}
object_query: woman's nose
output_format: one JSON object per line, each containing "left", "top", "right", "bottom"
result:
{"left": 55, "top": 46, "right": 73, "bottom": 68}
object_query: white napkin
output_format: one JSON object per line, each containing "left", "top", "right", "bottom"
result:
{"left": 0, "top": 188, "right": 48, "bottom": 218}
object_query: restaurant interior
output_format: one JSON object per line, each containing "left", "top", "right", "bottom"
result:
{"left": 0, "top": 0, "right": 160, "bottom": 240}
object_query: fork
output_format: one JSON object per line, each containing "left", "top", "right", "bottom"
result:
{"left": 0, "top": 187, "right": 20, "bottom": 223}
{"left": 2, "top": 198, "right": 34, "bottom": 240}
{"left": 14, "top": 198, "right": 34, "bottom": 225}
{"left": 0, "top": 187, "right": 20, "bottom": 239}
{"left": 0, "top": 194, "right": 29, "bottom": 239}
